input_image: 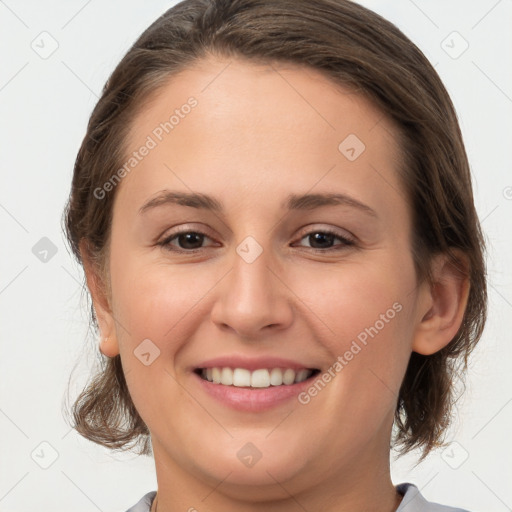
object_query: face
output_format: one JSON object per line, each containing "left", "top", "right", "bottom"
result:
{"left": 101, "top": 57, "right": 427, "bottom": 498}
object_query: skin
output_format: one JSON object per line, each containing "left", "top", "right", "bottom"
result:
{"left": 82, "top": 56, "right": 469, "bottom": 512}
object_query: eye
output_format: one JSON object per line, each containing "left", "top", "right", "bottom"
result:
{"left": 293, "top": 228, "right": 355, "bottom": 251}
{"left": 157, "top": 226, "right": 355, "bottom": 253}
{"left": 158, "top": 228, "right": 217, "bottom": 252}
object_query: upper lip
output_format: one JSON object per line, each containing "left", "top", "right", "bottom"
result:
{"left": 193, "top": 356, "right": 320, "bottom": 372}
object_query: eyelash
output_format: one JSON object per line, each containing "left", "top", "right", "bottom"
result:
{"left": 157, "top": 226, "right": 356, "bottom": 254}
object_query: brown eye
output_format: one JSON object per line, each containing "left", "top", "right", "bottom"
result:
{"left": 174, "top": 232, "right": 205, "bottom": 250}
{"left": 159, "top": 230, "right": 216, "bottom": 252}
{"left": 307, "top": 232, "right": 336, "bottom": 249}
{"left": 294, "top": 229, "right": 355, "bottom": 252}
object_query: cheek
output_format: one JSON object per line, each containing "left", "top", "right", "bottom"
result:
{"left": 291, "top": 255, "right": 415, "bottom": 347}
{"left": 288, "top": 252, "right": 417, "bottom": 405}
{"left": 110, "top": 255, "right": 220, "bottom": 342}
{"left": 109, "top": 254, "right": 232, "bottom": 417}
{"left": 109, "top": 259, "right": 220, "bottom": 428}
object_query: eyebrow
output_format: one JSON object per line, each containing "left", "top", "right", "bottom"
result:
{"left": 139, "top": 190, "right": 378, "bottom": 218}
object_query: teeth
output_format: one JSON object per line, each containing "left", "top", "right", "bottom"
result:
{"left": 212, "top": 367, "right": 221, "bottom": 384}
{"left": 282, "top": 368, "right": 295, "bottom": 385}
{"left": 233, "top": 368, "right": 251, "bottom": 387}
{"left": 295, "top": 369, "right": 310, "bottom": 383}
{"left": 221, "top": 367, "right": 233, "bottom": 385}
{"left": 251, "top": 369, "right": 270, "bottom": 388}
{"left": 200, "top": 367, "right": 314, "bottom": 388}
{"left": 269, "top": 368, "right": 283, "bottom": 386}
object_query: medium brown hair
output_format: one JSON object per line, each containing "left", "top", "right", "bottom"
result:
{"left": 63, "top": 0, "right": 487, "bottom": 459}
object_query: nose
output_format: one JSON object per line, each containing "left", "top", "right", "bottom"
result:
{"left": 210, "top": 243, "right": 294, "bottom": 339}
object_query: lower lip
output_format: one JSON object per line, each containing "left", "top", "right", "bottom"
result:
{"left": 193, "top": 372, "right": 316, "bottom": 412}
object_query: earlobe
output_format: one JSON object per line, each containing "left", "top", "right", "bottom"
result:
{"left": 412, "top": 251, "right": 470, "bottom": 356}
{"left": 79, "top": 240, "right": 120, "bottom": 358}
{"left": 99, "top": 336, "right": 120, "bottom": 358}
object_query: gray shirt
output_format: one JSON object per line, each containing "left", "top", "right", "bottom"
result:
{"left": 124, "top": 483, "right": 470, "bottom": 511}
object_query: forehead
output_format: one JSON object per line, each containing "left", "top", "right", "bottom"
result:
{"left": 118, "top": 56, "right": 405, "bottom": 218}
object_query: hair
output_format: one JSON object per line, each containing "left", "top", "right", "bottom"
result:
{"left": 63, "top": 0, "right": 487, "bottom": 460}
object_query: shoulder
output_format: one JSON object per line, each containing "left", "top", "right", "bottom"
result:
{"left": 396, "top": 483, "right": 471, "bottom": 512}
{"left": 123, "top": 485, "right": 471, "bottom": 512}
{"left": 123, "top": 491, "right": 157, "bottom": 512}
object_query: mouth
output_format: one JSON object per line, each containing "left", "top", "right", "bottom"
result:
{"left": 194, "top": 366, "right": 321, "bottom": 389}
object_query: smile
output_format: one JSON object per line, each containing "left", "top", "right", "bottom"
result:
{"left": 195, "top": 367, "right": 320, "bottom": 388}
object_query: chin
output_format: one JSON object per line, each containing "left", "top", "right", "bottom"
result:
{"left": 201, "top": 461, "right": 310, "bottom": 503}
{"left": 194, "top": 439, "right": 312, "bottom": 494}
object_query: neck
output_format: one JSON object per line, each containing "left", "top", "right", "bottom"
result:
{"left": 149, "top": 437, "right": 402, "bottom": 512}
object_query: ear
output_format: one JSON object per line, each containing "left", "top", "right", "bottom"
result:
{"left": 412, "top": 250, "right": 470, "bottom": 355}
{"left": 79, "top": 240, "right": 120, "bottom": 358}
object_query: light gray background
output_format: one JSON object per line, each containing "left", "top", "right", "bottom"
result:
{"left": 1, "top": 1, "right": 511, "bottom": 511}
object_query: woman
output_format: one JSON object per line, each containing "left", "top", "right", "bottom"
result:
{"left": 63, "top": 0, "right": 487, "bottom": 510}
